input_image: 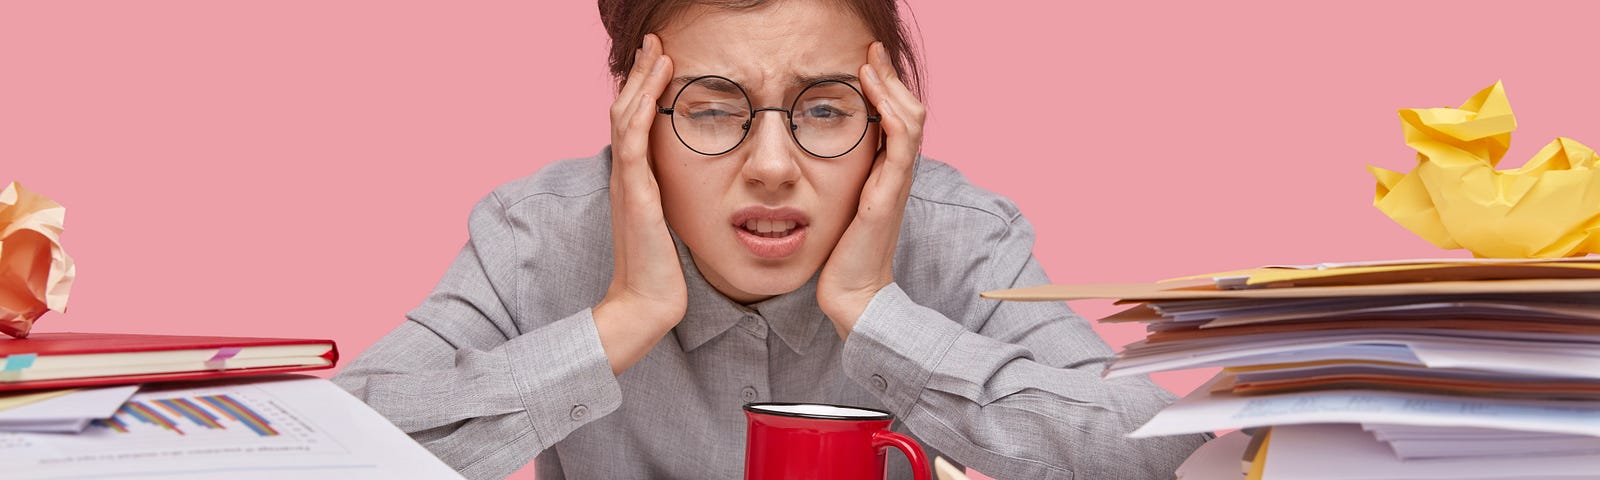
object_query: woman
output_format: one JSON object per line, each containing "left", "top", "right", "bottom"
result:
{"left": 332, "top": 0, "right": 1207, "bottom": 478}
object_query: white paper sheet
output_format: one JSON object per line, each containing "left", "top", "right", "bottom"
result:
{"left": 1365, "top": 424, "right": 1569, "bottom": 440}
{"left": 1175, "top": 430, "right": 1249, "bottom": 480}
{"left": 1108, "top": 332, "right": 1600, "bottom": 380}
{"left": 1131, "top": 378, "right": 1600, "bottom": 439}
{"left": 1, "top": 375, "right": 463, "bottom": 480}
{"left": 0, "top": 385, "right": 138, "bottom": 433}
{"left": 1386, "top": 436, "right": 1600, "bottom": 459}
{"left": 1263, "top": 424, "right": 1600, "bottom": 479}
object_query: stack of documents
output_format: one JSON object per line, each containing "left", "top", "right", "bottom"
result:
{"left": 985, "top": 258, "right": 1600, "bottom": 479}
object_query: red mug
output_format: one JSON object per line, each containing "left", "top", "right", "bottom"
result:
{"left": 743, "top": 402, "right": 930, "bottom": 480}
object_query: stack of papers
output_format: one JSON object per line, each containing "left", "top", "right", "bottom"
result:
{"left": 985, "top": 258, "right": 1600, "bottom": 479}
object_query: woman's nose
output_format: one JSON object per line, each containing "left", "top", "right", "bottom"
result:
{"left": 740, "top": 110, "right": 802, "bottom": 189}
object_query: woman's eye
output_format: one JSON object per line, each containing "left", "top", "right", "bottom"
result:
{"left": 687, "top": 109, "right": 734, "bottom": 120}
{"left": 803, "top": 105, "right": 848, "bottom": 119}
{"left": 682, "top": 104, "right": 745, "bottom": 122}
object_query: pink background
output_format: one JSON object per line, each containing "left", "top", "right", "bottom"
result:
{"left": 5, "top": 1, "right": 1599, "bottom": 478}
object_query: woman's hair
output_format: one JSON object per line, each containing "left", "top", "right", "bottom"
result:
{"left": 597, "top": 0, "right": 924, "bottom": 98}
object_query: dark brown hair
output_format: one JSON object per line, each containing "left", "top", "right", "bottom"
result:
{"left": 597, "top": 0, "right": 924, "bottom": 98}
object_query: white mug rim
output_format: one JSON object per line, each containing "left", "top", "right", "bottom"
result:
{"left": 744, "top": 402, "right": 893, "bottom": 421}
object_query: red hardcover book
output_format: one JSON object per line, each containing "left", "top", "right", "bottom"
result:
{"left": 0, "top": 332, "right": 338, "bottom": 392}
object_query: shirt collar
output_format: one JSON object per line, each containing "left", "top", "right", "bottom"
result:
{"left": 671, "top": 236, "right": 827, "bottom": 355}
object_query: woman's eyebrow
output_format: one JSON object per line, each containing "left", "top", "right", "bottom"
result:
{"left": 791, "top": 73, "right": 859, "bottom": 89}
{"left": 669, "top": 75, "right": 713, "bottom": 91}
{"left": 668, "top": 75, "right": 749, "bottom": 95}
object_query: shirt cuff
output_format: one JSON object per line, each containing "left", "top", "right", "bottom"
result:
{"left": 840, "top": 283, "right": 965, "bottom": 417}
{"left": 502, "top": 308, "right": 623, "bottom": 447}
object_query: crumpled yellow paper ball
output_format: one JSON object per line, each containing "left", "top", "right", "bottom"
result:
{"left": 1369, "top": 81, "right": 1600, "bottom": 258}
{"left": 0, "top": 182, "right": 76, "bottom": 339}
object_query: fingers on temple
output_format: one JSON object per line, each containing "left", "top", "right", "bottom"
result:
{"left": 859, "top": 46, "right": 920, "bottom": 190}
{"left": 861, "top": 62, "right": 918, "bottom": 161}
{"left": 616, "top": 54, "right": 673, "bottom": 202}
{"left": 615, "top": 34, "right": 672, "bottom": 120}
{"left": 867, "top": 42, "right": 921, "bottom": 114}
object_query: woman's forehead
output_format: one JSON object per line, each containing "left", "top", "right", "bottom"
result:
{"left": 658, "top": 0, "right": 872, "bottom": 94}
{"left": 667, "top": 72, "right": 863, "bottom": 95}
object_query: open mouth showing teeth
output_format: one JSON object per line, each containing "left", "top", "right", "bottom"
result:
{"left": 742, "top": 219, "right": 799, "bottom": 238}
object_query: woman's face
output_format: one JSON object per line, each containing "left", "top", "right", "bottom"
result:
{"left": 650, "top": 0, "right": 879, "bottom": 304}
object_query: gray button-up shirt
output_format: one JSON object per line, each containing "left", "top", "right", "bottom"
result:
{"left": 332, "top": 147, "right": 1206, "bottom": 479}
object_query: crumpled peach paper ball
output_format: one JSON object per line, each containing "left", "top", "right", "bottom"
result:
{"left": 1, "top": 182, "right": 76, "bottom": 339}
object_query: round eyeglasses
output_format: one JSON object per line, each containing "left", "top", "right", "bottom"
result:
{"left": 657, "top": 75, "right": 881, "bottom": 158}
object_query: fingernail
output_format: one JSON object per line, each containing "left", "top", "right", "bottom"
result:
{"left": 876, "top": 43, "right": 891, "bottom": 63}
{"left": 864, "top": 64, "right": 880, "bottom": 83}
{"left": 652, "top": 56, "right": 666, "bottom": 73}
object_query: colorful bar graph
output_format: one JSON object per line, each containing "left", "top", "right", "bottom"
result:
{"left": 124, "top": 401, "right": 184, "bottom": 435}
{"left": 91, "top": 416, "right": 130, "bottom": 433}
{"left": 95, "top": 394, "right": 278, "bottom": 437}
{"left": 200, "top": 395, "right": 278, "bottom": 437}
{"left": 156, "top": 398, "right": 223, "bottom": 430}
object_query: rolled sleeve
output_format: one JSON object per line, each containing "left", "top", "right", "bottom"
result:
{"left": 503, "top": 307, "right": 622, "bottom": 451}
{"left": 840, "top": 283, "right": 963, "bottom": 418}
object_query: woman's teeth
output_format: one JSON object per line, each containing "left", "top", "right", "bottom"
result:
{"left": 743, "top": 219, "right": 798, "bottom": 238}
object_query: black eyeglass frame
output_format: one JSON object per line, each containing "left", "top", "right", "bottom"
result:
{"left": 656, "top": 74, "right": 882, "bottom": 159}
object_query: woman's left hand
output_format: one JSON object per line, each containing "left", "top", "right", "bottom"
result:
{"left": 817, "top": 41, "right": 926, "bottom": 340}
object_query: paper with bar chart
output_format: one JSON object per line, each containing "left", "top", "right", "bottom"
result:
{"left": 1, "top": 375, "right": 462, "bottom": 479}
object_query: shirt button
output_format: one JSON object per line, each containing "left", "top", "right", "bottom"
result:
{"left": 741, "top": 315, "right": 768, "bottom": 339}
{"left": 569, "top": 404, "right": 589, "bottom": 421}
{"left": 870, "top": 374, "right": 888, "bottom": 392}
{"left": 741, "top": 386, "right": 759, "bottom": 402}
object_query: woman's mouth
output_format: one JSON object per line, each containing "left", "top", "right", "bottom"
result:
{"left": 731, "top": 207, "right": 810, "bottom": 259}
{"left": 742, "top": 219, "right": 799, "bottom": 238}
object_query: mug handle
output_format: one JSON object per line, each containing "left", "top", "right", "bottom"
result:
{"left": 871, "top": 430, "right": 931, "bottom": 480}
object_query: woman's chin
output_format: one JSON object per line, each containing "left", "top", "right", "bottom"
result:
{"left": 711, "top": 257, "right": 821, "bottom": 302}
{"left": 686, "top": 236, "right": 830, "bottom": 303}
{"left": 729, "top": 267, "right": 816, "bottom": 297}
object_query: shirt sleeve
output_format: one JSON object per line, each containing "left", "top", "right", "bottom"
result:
{"left": 331, "top": 192, "right": 620, "bottom": 480}
{"left": 840, "top": 212, "right": 1208, "bottom": 480}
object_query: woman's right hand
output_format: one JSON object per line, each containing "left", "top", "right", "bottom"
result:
{"left": 592, "top": 33, "right": 684, "bottom": 375}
